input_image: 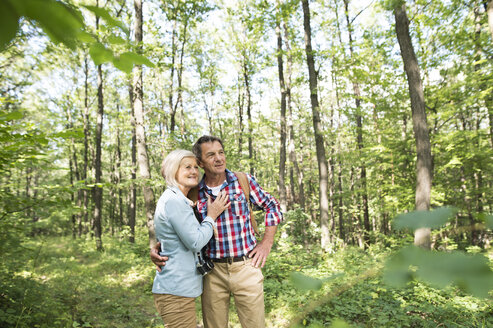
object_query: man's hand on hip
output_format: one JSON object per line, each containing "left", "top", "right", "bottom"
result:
{"left": 150, "top": 241, "right": 168, "bottom": 272}
{"left": 248, "top": 225, "right": 277, "bottom": 268}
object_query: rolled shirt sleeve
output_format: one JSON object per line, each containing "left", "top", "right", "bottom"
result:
{"left": 247, "top": 174, "right": 283, "bottom": 227}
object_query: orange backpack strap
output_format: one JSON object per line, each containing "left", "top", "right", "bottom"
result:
{"left": 235, "top": 172, "right": 259, "bottom": 237}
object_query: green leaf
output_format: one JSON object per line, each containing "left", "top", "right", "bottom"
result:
{"left": 290, "top": 272, "right": 323, "bottom": 291}
{"left": 383, "top": 246, "right": 493, "bottom": 298}
{"left": 112, "top": 54, "right": 134, "bottom": 73}
{"left": 112, "top": 52, "right": 155, "bottom": 73}
{"left": 478, "top": 214, "right": 493, "bottom": 230}
{"left": 119, "top": 51, "right": 155, "bottom": 67}
{"left": 22, "top": 0, "right": 84, "bottom": 49}
{"left": 393, "top": 207, "right": 457, "bottom": 231}
{"left": 107, "top": 34, "right": 127, "bottom": 45}
{"left": 0, "top": 110, "right": 24, "bottom": 121}
{"left": 89, "top": 43, "right": 113, "bottom": 65}
{"left": 0, "top": 1, "right": 19, "bottom": 51}
{"left": 82, "top": 5, "right": 129, "bottom": 35}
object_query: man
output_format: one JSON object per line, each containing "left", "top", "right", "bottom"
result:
{"left": 151, "top": 135, "right": 283, "bottom": 328}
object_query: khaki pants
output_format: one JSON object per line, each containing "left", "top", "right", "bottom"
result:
{"left": 153, "top": 293, "right": 197, "bottom": 328}
{"left": 202, "top": 257, "right": 265, "bottom": 328}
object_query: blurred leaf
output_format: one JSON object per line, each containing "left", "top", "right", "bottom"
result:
{"left": 22, "top": 0, "right": 84, "bottom": 49}
{"left": 82, "top": 5, "right": 129, "bottom": 35}
{"left": 89, "top": 43, "right": 113, "bottom": 65}
{"left": 119, "top": 51, "right": 155, "bottom": 67}
{"left": 393, "top": 207, "right": 457, "bottom": 231}
{"left": 0, "top": 110, "right": 24, "bottom": 121}
{"left": 112, "top": 52, "right": 155, "bottom": 73}
{"left": 478, "top": 214, "right": 493, "bottom": 229}
{"left": 53, "top": 129, "right": 84, "bottom": 139}
{"left": 383, "top": 245, "right": 493, "bottom": 298}
{"left": 290, "top": 272, "right": 322, "bottom": 291}
{"left": 112, "top": 54, "right": 134, "bottom": 73}
{"left": 76, "top": 31, "right": 96, "bottom": 43}
{"left": 0, "top": 1, "right": 19, "bottom": 51}
{"left": 108, "top": 34, "right": 126, "bottom": 45}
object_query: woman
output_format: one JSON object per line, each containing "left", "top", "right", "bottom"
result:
{"left": 152, "top": 149, "right": 230, "bottom": 328}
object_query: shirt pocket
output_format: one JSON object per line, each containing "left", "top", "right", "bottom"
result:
{"left": 230, "top": 192, "right": 249, "bottom": 217}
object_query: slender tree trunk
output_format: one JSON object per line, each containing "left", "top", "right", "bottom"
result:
{"left": 302, "top": 0, "right": 331, "bottom": 251}
{"left": 92, "top": 60, "right": 104, "bottom": 251}
{"left": 344, "top": 0, "right": 370, "bottom": 243}
{"left": 133, "top": 0, "right": 156, "bottom": 248}
{"left": 128, "top": 82, "right": 137, "bottom": 243}
{"left": 91, "top": 1, "right": 104, "bottom": 251}
{"left": 169, "top": 19, "right": 178, "bottom": 133}
{"left": 276, "top": 6, "right": 287, "bottom": 213}
{"left": 237, "top": 76, "right": 244, "bottom": 155}
{"left": 82, "top": 55, "right": 90, "bottom": 237}
{"left": 242, "top": 61, "right": 254, "bottom": 176}
{"left": 115, "top": 107, "right": 123, "bottom": 229}
{"left": 283, "top": 18, "right": 304, "bottom": 209}
{"left": 394, "top": 3, "right": 433, "bottom": 249}
{"left": 66, "top": 103, "right": 81, "bottom": 239}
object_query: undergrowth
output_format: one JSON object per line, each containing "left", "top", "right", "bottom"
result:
{"left": 1, "top": 228, "right": 491, "bottom": 327}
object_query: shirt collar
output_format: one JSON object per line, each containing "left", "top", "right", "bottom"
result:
{"left": 198, "top": 168, "right": 236, "bottom": 191}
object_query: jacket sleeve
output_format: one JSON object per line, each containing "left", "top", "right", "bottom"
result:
{"left": 165, "top": 197, "right": 214, "bottom": 252}
{"left": 247, "top": 174, "right": 283, "bottom": 227}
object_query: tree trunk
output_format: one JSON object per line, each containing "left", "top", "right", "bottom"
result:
{"left": 302, "top": 0, "right": 331, "bottom": 251}
{"left": 82, "top": 55, "right": 90, "bottom": 237}
{"left": 66, "top": 103, "right": 80, "bottom": 239}
{"left": 344, "top": 0, "right": 370, "bottom": 244}
{"left": 93, "top": 61, "right": 104, "bottom": 251}
{"left": 394, "top": 3, "right": 433, "bottom": 249}
{"left": 276, "top": 6, "right": 288, "bottom": 213}
{"left": 128, "top": 81, "right": 137, "bottom": 243}
{"left": 242, "top": 61, "right": 254, "bottom": 176}
{"left": 282, "top": 17, "right": 304, "bottom": 209}
{"left": 133, "top": 0, "right": 156, "bottom": 248}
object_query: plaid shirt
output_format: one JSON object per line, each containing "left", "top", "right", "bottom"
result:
{"left": 196, "top": 169, "right": 283, "bottom": 259}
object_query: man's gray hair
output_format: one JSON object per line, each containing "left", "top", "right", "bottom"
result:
{"left": 192, "top": 135, "right": 224, "bottom": 160}
{"left": 160, "top": 149, "right": 196, "bottom": 188}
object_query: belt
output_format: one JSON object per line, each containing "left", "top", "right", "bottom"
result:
{"left": 211, "top": 256, "right": 248, "bottom": 264}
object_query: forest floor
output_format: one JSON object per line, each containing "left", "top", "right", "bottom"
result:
{"left": 2, "top": 233, "right": 492, "bottom": 328}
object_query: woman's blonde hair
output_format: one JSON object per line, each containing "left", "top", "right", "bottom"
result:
{"left": 160, "top": 149, "right": 197, "bottom": 188}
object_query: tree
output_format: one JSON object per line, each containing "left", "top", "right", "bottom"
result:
{"left": 394, "top": 2, "right": 433, "bottom": 249}
{"left": 92, "top": 0, "right": 105, "bottom": 251}
{"left": 132, "top": 0, "right": 156, "bottom": 248}
{"left": 301, "top": 0, "right": 331, "bottom": 250}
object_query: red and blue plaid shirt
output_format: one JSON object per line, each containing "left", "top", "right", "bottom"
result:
{"left": 196, "top": 169, "right": 283, "bottom": 259}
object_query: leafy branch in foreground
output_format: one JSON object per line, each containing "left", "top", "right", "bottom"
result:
{"left": 1, "top": 0, "right": 154, "bottom": 73}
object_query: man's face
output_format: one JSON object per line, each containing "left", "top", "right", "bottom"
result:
{"left": 198, "top": 141, "right": 227, "bottom": 175}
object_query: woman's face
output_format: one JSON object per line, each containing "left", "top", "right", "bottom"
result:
{"left": 175, "top": 157, "right": 199, "bottom": 189}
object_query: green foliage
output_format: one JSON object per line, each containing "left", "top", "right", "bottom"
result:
{"left": 384, "top": 245, "right": 493, "bottom": 298}
{"left": 1, "top": 0, "right": 153, "bottom": 72}
{"left": 393, "top": 207, "right": 458, "bottom": 230}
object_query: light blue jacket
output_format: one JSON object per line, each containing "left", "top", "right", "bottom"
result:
{"left": 152, "top": 186, "right": 214, "bottom": 297}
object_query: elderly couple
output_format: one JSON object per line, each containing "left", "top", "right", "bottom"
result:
{"left": 150, "top": 135, "right": 283, "bottom": 328}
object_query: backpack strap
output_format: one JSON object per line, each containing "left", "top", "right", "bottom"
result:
{"left": 235, "top": 172, "right": 259, "bottom": 237}
{"left": 188, "top": 186, "right": 198, "bottom": 203}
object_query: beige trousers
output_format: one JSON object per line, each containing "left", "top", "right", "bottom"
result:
{"left": 202, "top": 257, "right": 265, "bottom": 328}
{"left": 153, "top": 293, "right": 197, "bottom": 328}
